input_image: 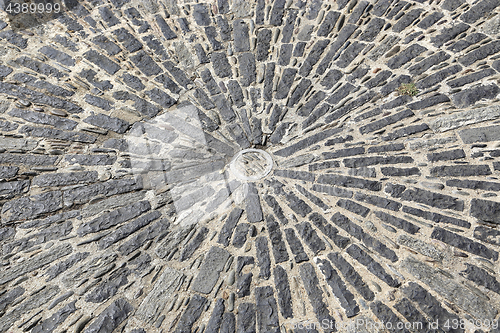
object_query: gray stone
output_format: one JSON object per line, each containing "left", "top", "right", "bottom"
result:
{"left": 245, "top": 183, "right": 263, "bottom": 222}
{"left": 19, "top": 125, "right": 97, "bottom": 143}
{"left": 45, "top": 252, "right": 90, "bottom": 281}
{"left": 402, "top": 256, "right": 498, "bottom": 319}
{"left": 2, "top": 190, "right": 62, "bottom": 223}
{"left": 211, "top": 52, "right": 232, "bottom": 78}
{"left": 175, "top": 295, "right": 208, "bottom": 332}
{"left": 0, "top": 286, "right": 24, "bottom": 313}
{"left": 0, "top": 243, "right": 72, "bottom": 285}
{"left": 470, "top": 198, "right": 500, "bottom": 224}
{"left": 0, "top": 180, "right": 29, "bottom": 199}
{"left": 32, "top": 301, "right": 77, "bottom": 333}
{"left": 0, "top": 286, "right": 60, "bottom": 332}
{"left": 63, "top": 176, "right": 143, "bottom": 207}
{"left": 98, "top": 211, "right": 161, "bottom": 249}
{"left": 33, "top": 171, "right": 98, "bottom": 187}
{"left": 255, "top": 287, "right": 279, "bottom": 333}
{"left": 83, "top": 50, "right": 121, "bottom": 75}
{"left": 64, "top": 154, "right": 116, "bottom": 165}
{"left": 459, "top": 125, "right": 500, "bottom": 143}
{"left": 397, "top": 234, "right": 443, "bottom": 261}
{"left": 191, "top": 246, "right": 230, "bottom": 294}
{"left": 84, "top": 299, "right": 133, "bottom": 333}
{"left": 84, "top": 114, "right": 130, "bottom": 134}
{"left": 136, "top": 266, "right": 184, "bottom": 324}
{"left": 8, "top": 108, "right": 77, "bottom": 130}
{"left": 77, "top": 201, "right": 151, "bottom": 236}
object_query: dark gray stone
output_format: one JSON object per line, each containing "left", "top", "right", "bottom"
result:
{"left": 299, "top": 39, "right": 330, "bottom": 76}
{"left": 91, "top": 35, "right": 122, "bottom": 56}
{"left": 33, "top": 171, "right": 98, "bottom": 187}
{"left": 155, "top": 14, "right": 177, "bottom": 39}
{"left": 0, "top": 243, "right": 72, "bottom": 285}
{"left": 299, "top": 263, "right": 336, "bottom": 333}
{"left": 211, "top": 52, "right": 232, "bottom": 78}
{"left": 84, "top": 299, "right": 133, "bottom": 333}
{"left": 2, "top": 190, "right": 62, "bottom": 223}
{"left": 237, "top": 303, "right": 256, "bottom": 333}
{"left": 274, "top": 265, "right": 292, "bottom": 318}
{"left": 255, "top": 237, "right": 271, "bottom": 279}
{"left": 460, "top": 0, "right": 500, "bottom": 23}
{"left": 266, "top": 214, "right": 289, "bottom": 263}
{"left": 402, "top": 257, "right": 497, "bottom": 319}
{"left": 77, "top": 201, "right": 151, "bottom": 236}
{"left": 431, "top": 165, "right": 491, "bottom": 177}
{"left": 346, "top": 244, "right": 400, "bottom": 287}
{"left": 83, "top": 50, "right": 121, "bottom": 75}
{"left": 175, "top": 295, "right": 207, "bottom": 333}
{"left": 316, "top": 258, "right": 359, "bottom": 317}
{"left": 387, "top": 44, "right": 427, "bottom": 69}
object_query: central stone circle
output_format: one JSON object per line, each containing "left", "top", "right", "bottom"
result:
{"left": 229, "top": 148, "right": 274, "bottom": 181}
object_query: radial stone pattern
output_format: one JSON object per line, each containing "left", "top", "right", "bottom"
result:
{"left": 2, "top": 0, "right": 500, "bottom": 332}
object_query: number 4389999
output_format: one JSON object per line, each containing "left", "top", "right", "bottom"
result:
{"left": 4, "top": 2, "right": 61, "bottom": 14}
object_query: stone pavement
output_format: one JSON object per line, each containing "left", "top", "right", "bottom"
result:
{"left": 1, "top": 0, "right": 500, "bottom": 332}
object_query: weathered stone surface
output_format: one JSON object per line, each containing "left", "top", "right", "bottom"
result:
{"left": 45, "top": 252, "right": 90, "bottom": 281}
{"left": 328, "top": 252, "right": 374, "bottom": 301}
{"left": 77, "top": 201, "right": 151, "bottom": 236}
{"left": 2, "top": 190, "right": 62, "bottom": 223}
{"left": 397, "top": 234, "right": 444, "bottom": 261}
{"left": 33, "top": 171, "right": 98, "bottom": 187}
{"left": 347, "top": 244, "right": 400, "bottom": 287}
{"left": 8, "top": 108, "right": 77, "bottom": 130}
{"left": 84, "top": 113, "right": 130, "bottom": 133}
{"left": 432, "top": 227, "right": 498, "bottom": 260}
{"left": 85, "top": 299, "right": 133, "bottom": 333}
{"left": 0, "top": 243, "right": 72, "bottom": 284}
{"left": 0, "top": 286, "right": 60, "bottom": 332}
{"left": 374, "top": 211, "right": 420, "bottom": 234}
{"left": 19, "top": 125, "right": 97, "bottom": 143}
{"left": 275, "top": 68, "right": 297, "bottom": 100}
{"left": 399, "top": 187, "right": 464, "bottom": 211}
{"left": 192, "top": 246, "right": 230, "bottom": 294}
{"left": 402, "top": 257, "right": 498, "bottom": 319}
{"left": 299, "top": 263, "right": 336, "bottom": 332}
{"left": 136, "top": 266, "right": 184, "bottom": 324}
{"left": 470, "top": 198, "right": 500, "bottom": 224}
{"left": 266, "top": 214, "right": 289, "bottom": 263}
{"left": 461, "top": 264, "right": 500, "bottom": 294}
{"left": 431, "top": 165, "right": 491, "bottom": 177}
{"left": 245, "top": 183, "right": 263, "bottom": 223}
{"left": 402, "top": 205, "right": 470, "bottom": 228}
{"left": 63, "top": 176, "right": 143, "bottom": 207}
{"left": 175, "top": 295, "right": 207, "bottom": 332}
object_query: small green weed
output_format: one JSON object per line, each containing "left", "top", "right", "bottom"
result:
{"left": 397, "top": 83, "right": 419, "bottom": 96}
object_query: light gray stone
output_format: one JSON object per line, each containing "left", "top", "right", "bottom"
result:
{"left": 428, "top": 105, "right": 500, "bottom": 133}
{"left": 0, "top": 137, "right": 37, "bottom": 151}
{"left": 136, "top": 266, "right": 184, "bottom": 324}
{"left": 402, "top": 256, "right": 498, "bottom": 319}
{"left": 191, "top": 246, "right": 230, "bottom": 294}
{"left": 397, "top": 234, "right": 444, "bottom": 261}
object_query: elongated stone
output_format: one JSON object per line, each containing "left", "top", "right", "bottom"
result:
{"left": 0, "top": 243, "right": 72, "bottom": 285}
{"left": 136, "top": 266, "right": 184, "bottom": 324}
{"left": 192, "top": 246, "right": 230, "bottom": 294}
{"left": 402, "top": 256, "right": 498, "bottom": 319}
